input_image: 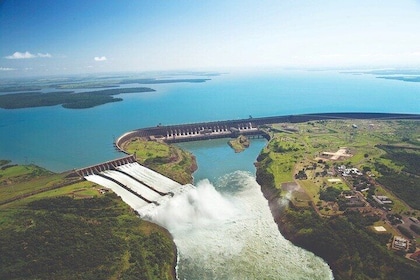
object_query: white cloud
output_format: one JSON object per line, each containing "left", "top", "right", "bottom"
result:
{"left": 5, "top": 51, "right": 52, "bottom": 59}
{"left": 0, "top": 67, "right": 16, "bottom": 71}
{"left": 5, "top": 51, "right": 36, "bottom": 59}
{"left": 94, "top": 56, "right": 107, "bottom": 61}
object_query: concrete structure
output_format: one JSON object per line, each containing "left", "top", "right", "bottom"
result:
{"left": 115, "top": 112, "right": 420, "bottom": 152}
{"left": 76, "top": 155, "right": 137, "bottom": 177}
{"left": 392, "top": 236, "right": 409, "bottom": 251}
{"left": 76, "top": 155, "right": 194, "bottom": 213}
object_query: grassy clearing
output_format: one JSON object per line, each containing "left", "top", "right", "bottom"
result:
{"left": 124, "top": 138, "right": 171, "bottom": 159}
{"left": 297, "top": 179, "right": 319, "bottom": 203}
{"left": 0, "top": 169, "right": 65, "bottom": 204}
{"left": 122, "top": 138, "right": 196, "bottom": 184}
{"left": 290, "top": 191, "right": 312, "bottom": 208}
{"left": 373, "top": 220, "right": 399, "bottom": 236}
{"left": 0, "top": 181, "right": 100, "bottom": 209}
{"left": 0, "top": 164, "right": 52, "bottom": 182}
{"left": 374, "top": 185, "right": 411, "bottom": 214}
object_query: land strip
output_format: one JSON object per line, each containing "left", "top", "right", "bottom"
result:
{"left": 255, "top": 119, "right": 420, "bottom": 279}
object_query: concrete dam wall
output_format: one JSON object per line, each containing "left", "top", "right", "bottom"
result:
{"left": 115, "top": 112, "right": 420, "bottom": 151}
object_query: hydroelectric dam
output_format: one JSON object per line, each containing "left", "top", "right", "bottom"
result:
{"left": 77, "top": 112, "right": 420, "bottom": 214}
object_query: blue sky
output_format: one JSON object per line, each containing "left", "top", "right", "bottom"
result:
{"left": 1, "top": 0, "right": 420, "bottom": 77}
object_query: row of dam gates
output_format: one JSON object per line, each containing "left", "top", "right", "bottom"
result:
{"left": 114, "top": 112, "right": 420, "bottom": 150}
{"left": 76, "top": 155, "right": 194, "bottom": 215}
{"left": 78, "top": 112, "right": 420, "bottom": 213}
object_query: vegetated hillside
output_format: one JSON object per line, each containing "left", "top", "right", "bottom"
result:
{"left": 0, "top": 194, "right": 176, "bottom": 280}
{"left": 0, "top": 159, "right": 176, "bottom": 280}
{"left": 256, "top": 120, "right": 420, "bottom": 280}
{"left": 278, "top": 208, "right": 420, "bottom": 280}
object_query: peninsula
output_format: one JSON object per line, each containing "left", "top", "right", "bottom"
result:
{"left": 0, "top": 87, "right": 155, "bottom": 109}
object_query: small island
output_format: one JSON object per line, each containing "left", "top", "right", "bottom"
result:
{"left": 0, "top": 87, "right": 155, "bottom": 109}
{"left": 228, "top": 135, "right": 250, "bottom": 153}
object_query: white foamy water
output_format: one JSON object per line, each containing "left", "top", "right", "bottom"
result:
{"left": 141, "top": 171, "right": 333, "bottom": 280}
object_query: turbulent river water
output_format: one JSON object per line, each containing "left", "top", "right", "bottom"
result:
{"left": 141, "top": 139, "right": 334, "bottom": 279}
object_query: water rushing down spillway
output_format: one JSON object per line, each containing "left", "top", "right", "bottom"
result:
{"left": 141, "top": 171, "right": 334, "bottom": 280}
{"left": 85, "top": 174, "right": 149, "bottom": 209}
{"left": 84, "top": 162, "right": 185, "bottom": 209}
{"left": 83, "top": 157, "right": 333, "bottom": 279}
{"left": 102, "top": 170, "right": 163, "bottom": 202}
{"left": 117, "top": 162, "right": 181, "bottom": 193}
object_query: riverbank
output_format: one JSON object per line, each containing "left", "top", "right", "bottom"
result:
{"left": 255, "top": 119, "right": 420, "bottom": 279}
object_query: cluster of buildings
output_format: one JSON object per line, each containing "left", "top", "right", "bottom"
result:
{"left": 337, "top": 165, "right": 363, "bottom": 176}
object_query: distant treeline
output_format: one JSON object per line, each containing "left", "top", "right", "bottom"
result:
{"left": 0, "top": 87, "right": 155, "bottom": 109}
{"left": 0, "top": 86, "right": 42, "bottom": 92}
{"left": 119, "top": 78, "right": 210, "bottom": 84}
{"left": 377, "top": 76, "right": 420, "bottom": 83}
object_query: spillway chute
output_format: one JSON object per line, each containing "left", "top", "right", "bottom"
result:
{"left": 82, "top": 161, "right": 195, "bottom": 213}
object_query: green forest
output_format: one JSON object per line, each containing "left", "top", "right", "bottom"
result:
{"left": 0, "top": 195, "right": 175, "bottom": 280}
{"left": 280, "top": 209, "right": 420, "bottom": 280}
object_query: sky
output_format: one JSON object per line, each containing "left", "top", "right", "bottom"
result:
{"left": 1, "top": 0, "right": 420, "bottom": 77}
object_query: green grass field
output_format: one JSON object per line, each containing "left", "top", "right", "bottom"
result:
{"left": 259, "top": 120, "right": 420, "bottom": 215}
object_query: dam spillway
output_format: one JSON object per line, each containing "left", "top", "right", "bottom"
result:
{"left": 77, "top": 155, "right": 195, "bottom": 214}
